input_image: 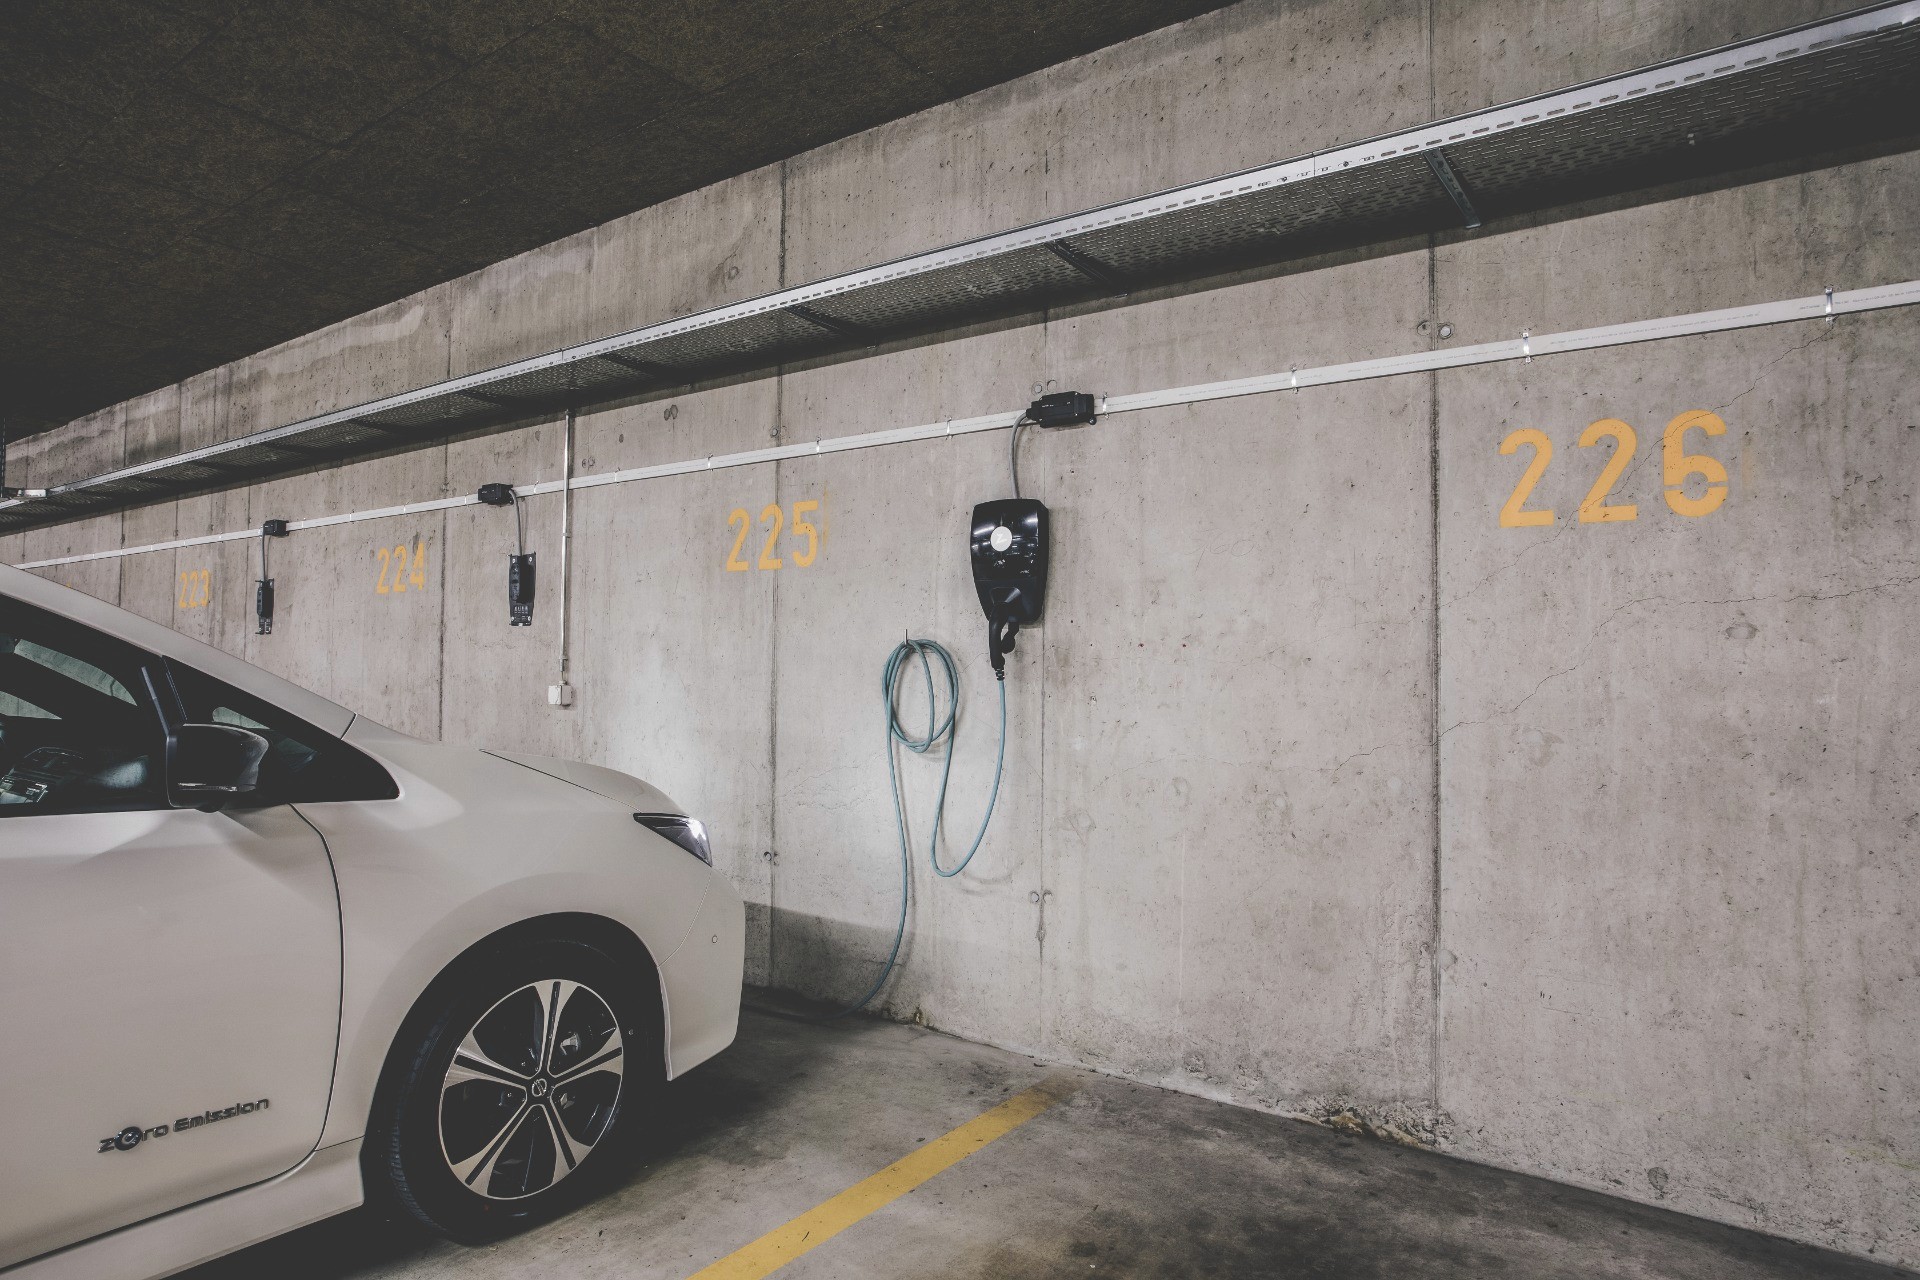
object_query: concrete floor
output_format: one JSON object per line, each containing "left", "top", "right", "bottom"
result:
{"left": 182, "top": 1009, "right": 1912, "bottom": 1280}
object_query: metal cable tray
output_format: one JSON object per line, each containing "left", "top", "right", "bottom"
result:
{"left": 4, "top": 1, "right": 1916, "bottom": 536}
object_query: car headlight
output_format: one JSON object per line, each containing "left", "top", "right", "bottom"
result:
{"left": 633, "top": 812, "right": 712, "bottom": 865}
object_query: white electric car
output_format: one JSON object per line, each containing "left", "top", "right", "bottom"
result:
{"left": 0, "top": 563, "right": 744, "bottom": 1278}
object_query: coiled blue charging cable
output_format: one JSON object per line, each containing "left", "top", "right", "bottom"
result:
{"left": 825, "top": 638, "right": 1007, "bottom": 1018}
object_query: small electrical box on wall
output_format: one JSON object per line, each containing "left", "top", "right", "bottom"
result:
{"left": 1026, "top": 391, "right": 1097, "bottom": 428}
{"left": 969, "top": 498, "right": 1049, "bottom": 677}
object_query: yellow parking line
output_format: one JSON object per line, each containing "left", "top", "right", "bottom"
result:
{"left": 684, "top": 1074, "right": 1079, "bottom": 1280}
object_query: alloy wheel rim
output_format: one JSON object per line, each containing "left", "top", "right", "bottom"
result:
{"left": 438, "top": 978, "right": 625, "bottom": 1201}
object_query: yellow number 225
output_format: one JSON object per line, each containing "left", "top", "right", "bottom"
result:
{"left": 725, "top": 499, "right": 826, "bottom": 572}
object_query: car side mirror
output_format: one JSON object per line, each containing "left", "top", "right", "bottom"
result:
{"left": 168, "top": 723, "right": 268, "bottom": 811}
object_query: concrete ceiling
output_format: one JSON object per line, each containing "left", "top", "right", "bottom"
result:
{"left": 1, "top": 0, "right": 1230, "bottom": 440}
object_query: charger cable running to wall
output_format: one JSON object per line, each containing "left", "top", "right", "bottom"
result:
{"left": 1009, "top": 413, "right": 1033, "bottom": 498}
{"left": 815, "top": 637, "right": 1008, "bottom": 1020}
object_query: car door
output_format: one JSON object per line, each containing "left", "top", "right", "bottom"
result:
{"left": 0, "top": 599, "right": 343, "bottom": 1269}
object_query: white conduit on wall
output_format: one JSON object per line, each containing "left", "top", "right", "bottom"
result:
{"left": 14, "top": 278, "right": 1920, "bottom": 571}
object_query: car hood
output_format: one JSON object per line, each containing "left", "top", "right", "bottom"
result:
{"left": 482, "top": 748, "right": 684, "bottom": 815}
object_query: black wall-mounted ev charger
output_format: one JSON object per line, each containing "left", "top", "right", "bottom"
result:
{"left": 970, "top": 499, "right": 1049, "bottom": 678}
{"left": 254, "top": 519, "right": 290, "bottom": 636}
{"left": 966, "top": 391, "right": 1089, "bottom": 675}
{"left": 478, "top": 484, "right": 535, "bottom": 626}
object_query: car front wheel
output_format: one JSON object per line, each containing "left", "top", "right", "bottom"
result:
{"left": 370, "top": 938, "right": 659, "bottom": 1240}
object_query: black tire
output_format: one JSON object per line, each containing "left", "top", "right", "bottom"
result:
{"left": 368, "top": 936, "right": 661, "bottom": 1242}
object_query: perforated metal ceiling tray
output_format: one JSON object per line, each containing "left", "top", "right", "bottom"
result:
{"left": 5, "top": 1, "right": 1917, "bottom": 536}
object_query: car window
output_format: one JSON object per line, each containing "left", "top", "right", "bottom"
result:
{"left": 10, "top": 640, "right": 137, "bottom": 703}
{"left": 165, "top": 661, "right": 397, "bottom": 805}
{"left": 0, "top": 692, "right": 54, "bottom": 719}
{"left": 0, "top": 599, "right": 168, "bottom": 816}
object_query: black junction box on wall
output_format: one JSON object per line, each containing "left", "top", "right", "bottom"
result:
{"left": 1027, "top": 391, "right": 1097, "bottom": 427}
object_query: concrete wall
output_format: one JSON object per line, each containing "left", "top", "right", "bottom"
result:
{"left": 8, "top": 0, "right": 1917, "bottom": 1265}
